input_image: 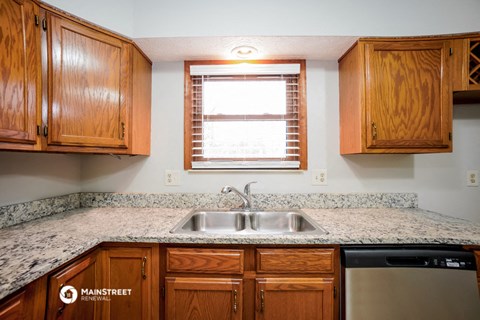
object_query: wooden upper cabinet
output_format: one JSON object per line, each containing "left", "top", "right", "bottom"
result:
{"left": 339, "top": 39, "right": 452, "bottom": 154}
{"left": 452, "top": 35, "right": 480, "bottom": 103}
{"left": 0, "top": 1, "right": 151, "bottom": 154}
{"left": 46, "top": 13, "right": 129, "bottom": 149}
{"left": 0, "top": 0, "right": 41, "bottom": 150}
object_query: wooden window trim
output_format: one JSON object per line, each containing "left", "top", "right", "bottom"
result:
{"left": 184, "top": 60, "right": 307, "bottom": 170}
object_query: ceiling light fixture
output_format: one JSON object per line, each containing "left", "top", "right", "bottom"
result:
{"left": 231, "top": 45, "right": 258, "bottom": 59}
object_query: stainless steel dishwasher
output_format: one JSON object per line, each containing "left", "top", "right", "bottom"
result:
{"left": 342, "top": 247, "right": 480, "bottom": 320}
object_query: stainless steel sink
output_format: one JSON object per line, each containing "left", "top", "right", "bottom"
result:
{"left": 170, "top": 209, "right": 327, "bottom": 235}
{"left": 173, "top": 211, "right": 246, "bottom": 233}
{"left": 250, "top": 211, "right": 318, "bottom": 233}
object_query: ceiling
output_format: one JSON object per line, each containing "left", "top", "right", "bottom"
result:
{"left": 134, "top": 36, "right": 359, "bottom": 62}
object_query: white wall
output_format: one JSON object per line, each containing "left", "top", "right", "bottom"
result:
{"left": 43, "top": 0, "right": 135, "bottom": 37}
{"left": 132, "top": 0, "right": 480, "bottom": 38}
{"left": 0, "top": 152, "right": 82, "bottom": 206}
{"left": 43, "top": 0, "right": 480, "bottom": 39}
{"left": 2, "top": 1, "right": 479, "bottom": 223}
{"left": 80, "top": 61, "right": 480, "bottom": 222}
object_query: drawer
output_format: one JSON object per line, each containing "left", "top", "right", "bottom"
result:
{"left": 167, "top": 248, "right": 244, "bottom": 274}
{"left": 256, "top": 248, "right": 334, "bottom": 273}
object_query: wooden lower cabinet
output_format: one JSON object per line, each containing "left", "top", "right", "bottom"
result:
{"left": 255, "top": 278, "right": 334, "bottom": 320}
{"left": 46, "top": 249, "right": 101, "bottom": 320}
{"left": 2, "top": 244, "right": 338, "bottom": 320}
{"left": 0, "top": 291, "right": 27, "bottom": 320}
{"left": 165, "top": 277, "right": 242, "bottom": 320}
{"left": 164, "top": 246, "right": 339, "bottom": 320}
{"left": 99, "top": 245, "right": 159, "bottom": 320}
{"left": 0, "top": 278, "right": 46, "bottom": 320}
{"left": 44, "top": 244, "right": 159, "bottom": 320}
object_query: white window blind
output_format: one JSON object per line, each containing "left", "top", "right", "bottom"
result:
{"left": 186, "top": 62, "right": 305, "bottom": 170}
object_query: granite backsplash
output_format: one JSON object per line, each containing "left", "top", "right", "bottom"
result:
{"left": 0, "top": 192, "right": 417, "bottom": 229}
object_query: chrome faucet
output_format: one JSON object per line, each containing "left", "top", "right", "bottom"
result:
{"left": 221, "top": 181, "right": 257, "bottom": 211}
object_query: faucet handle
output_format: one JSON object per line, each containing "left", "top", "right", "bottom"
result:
{"left": 244, "top": 181, "right": 257, "bottom": 195}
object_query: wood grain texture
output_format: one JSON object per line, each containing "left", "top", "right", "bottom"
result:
{"left": 468, "top": 37, "right": 480, "bottom": 90}
{"left": 339, "top": 42, "right": 363, "bottom": 154}
{"left": 0, "top": 0, "right": 40, "bottom": 146}
{"left": 339, "top": 39, "right": 452, "bottom": 154}
{"left": 451, "top": 38, "right": 469, "bottom": 91}
{"left": 0, "top": 291, "right": 25, "bottom": 320}
{"left": 256, "top": 278, "right": 334, "bottom": 320}
{"left": 46, "top": 250, "right": 100, "bottom": 320}
{"left": 129, "top": 45, "right": 151, "bottom": 155}
{"left": 99, "top": 245, "right": 160, "bottom": 320}
{"left": 167, "top": 248, "right": 244, "bottom": 274}
{"left": 256, "top": 248, "right": 334, "bottom": 273}
{"left": 47, "top": 13, "right": 128, "bottom": 148}
{"left": 0, "top": 276, "right": 47, "bottom": 320}
{"left": 365, "top": 41, "right": 451, "bottom": 149}
{"left": 165, "top": 277, "right": 242, "bottom": 320}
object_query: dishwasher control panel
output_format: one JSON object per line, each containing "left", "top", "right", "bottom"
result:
{"left": 432, "top": 257, "right": 475, "bottom": 269}
{"left": 343, "top": 247, "right": 477, "bottom": 270}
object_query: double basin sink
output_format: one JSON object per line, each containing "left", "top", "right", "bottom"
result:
{"left": 170, "top": 209, "right": 327, "bottom": 235}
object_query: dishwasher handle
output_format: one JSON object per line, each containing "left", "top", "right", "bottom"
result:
{"left": 385, "top": 256, "right": 429, "bottom": 267}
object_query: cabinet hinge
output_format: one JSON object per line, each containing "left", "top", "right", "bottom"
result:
{"left": 449, "top": 132, "right": 452, "bottom": 141}
{"left": 34, "top": 15, "right": 40, "bottom": 26}
{"left": 161, "top": 287, "right": 165, "bottom": 298}
{"left": 43, "top": 125, "right": 48, "bottom": 137}
{"left": 121, "top": 122, "right": 125, "bottom": 139}
{"left": 449, "top": 47, "right": 453, "bottom": 56}
{"left": 334, "top": 286, "right": 337, "bottom": 299}
{"left": 42, "top": 18, "right": 47, "bottom": 31}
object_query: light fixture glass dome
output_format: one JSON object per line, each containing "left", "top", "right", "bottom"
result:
{"left": 231, "top": 45, "right": 258, "bottom": 59}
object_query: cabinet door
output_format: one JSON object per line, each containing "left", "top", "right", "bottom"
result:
{"left": 47, "top": 13, "right": 130, "bottom": 148}
{"left": 0, "top": 291, "right": 26, "bottom": 320}
{"left": 364, "top": 41, "right": 451, "bottom": 150}
{"left": 46, "top": 250, "right": 100, "bottom": 320}
{"left": 99, "top": 246, "right": 159, "bottom": 320}
{"left": 165, "top": 277, "right": 242, "bottom": 320}
{"left": 255, "top": 278, "right": 334, "bottom": 320}
{"left": 0, "top": 0, "right": 40, "bottom": 147}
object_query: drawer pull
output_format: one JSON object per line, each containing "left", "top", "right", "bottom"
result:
{"left": 260, "top": 289, "right": 265, "bottom": 312}
{"left": 233, "top": 289, "right": 238, "bottom": 313}
{"left": 141, "top": 256, "right": 147, "bottom": 279}
{"left": 371, "top": 122, "right": 377, "bottom": 139}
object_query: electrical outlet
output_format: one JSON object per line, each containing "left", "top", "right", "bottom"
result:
{"left": 312, "top": 169, "right": 327, "bottom": 186}
{"left": 165, "top": 170, "right": 180, "bottom": 186}
{"left": 467, "top": 170, "right": 478, "bottom": 187}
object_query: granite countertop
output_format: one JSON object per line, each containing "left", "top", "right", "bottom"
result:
{"left": 1, "top": 206, "right": 480, "bottom": 300}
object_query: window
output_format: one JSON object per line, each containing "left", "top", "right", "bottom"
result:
{"left": 184, "top": 60, "right": 307, "bottom": 170}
